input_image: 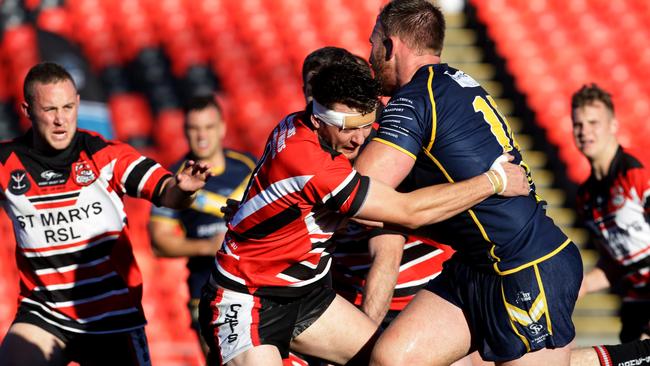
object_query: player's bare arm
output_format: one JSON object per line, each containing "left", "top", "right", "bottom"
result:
{"left": 355, "top": 154, "right": 529, "bottom": 229}
{"left": 362, "top": 233, "right": 405, "bottom": 324}
{"left": 149, "top": 220, "right": 225, "bottom": 257}
{"left": 159, "top": 160, "right": 212, "bottom": 209}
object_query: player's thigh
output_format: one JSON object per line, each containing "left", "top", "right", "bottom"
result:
{"left": 226, "top": 344, "right": 283, "bottom": 366}
{"left": 290, "top": 294, "right": 380, "bottom": 365}
{"left": 498, "top": 344, "right": 571, "bottom": 366}
{"left": 0, "top": 322, "right": 66, "bottom": 366}
{"left": 370, "top": 289, "right": 472, "bottom": 366}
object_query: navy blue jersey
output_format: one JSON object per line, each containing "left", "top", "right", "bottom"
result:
{"left": 374, "top": 64, "right": 569, "bottom": 274}
{"left": 150, "top": 149, "right": 255, "bottom": 297}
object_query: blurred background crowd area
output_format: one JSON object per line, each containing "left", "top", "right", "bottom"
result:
{"left": 1, "top": 0, "right": 649, "bottom": 364}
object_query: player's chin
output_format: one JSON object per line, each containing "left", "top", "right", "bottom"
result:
{"left": 342, "top": 149, "right": 360, "bottom": 160}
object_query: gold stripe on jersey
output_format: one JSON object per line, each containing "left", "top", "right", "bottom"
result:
{"left": 494, "top": 238, "right": 571, "bottom": 275}
{"left": 426, "top": 66, "right": 437, "bottom": 152}
{"left": 372, "top": 138, "right": 418, "bottom": 160}
{"left": 423, "top": 150, "right": 500, "bottom": 262}
{"left": 226, "top": 150, "right": 256, "bottom": 171}
{"left": 149, "top": 216, "right": 181, "bottom": 226}
{"left": 228, "top": 173, "right": 252, "bottom": 202}
{"left": 191, "top": 190, "right": 232, "bottom": 217}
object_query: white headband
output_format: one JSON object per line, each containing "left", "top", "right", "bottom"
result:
{"left": 312, "top": 100, "right": 376, "bottom": 129}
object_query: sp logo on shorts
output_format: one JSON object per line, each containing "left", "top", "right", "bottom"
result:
{"left": 528, "top": 323, "right": 544, "bottom": 335}
{"left": 225, "top": 304, "right": 241, "bottom": 343}
{"left": 9, "top": 170, "right": 30, "bottom": 195}
{"left": 72, "top": 161, "right": 97, "bottom": 186}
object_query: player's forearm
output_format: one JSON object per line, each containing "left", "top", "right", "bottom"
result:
{"left": 403, "top": 174, "right": 494, "bottom": 228}
{"left": 158, "top": 177, "right": 198, "bottom": 209}
{"left": 361, "top": 279, "right": 395, "bottom": 324}
{"left": 151, "top": 232, "right": 224, "bottom": 258}
{"left": 361, "top": 234, "right": 404, "bottom": 324}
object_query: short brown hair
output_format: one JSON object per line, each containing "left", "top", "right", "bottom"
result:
{"left": 378, "top": 0, "right": 445, "bottom": 56}
{"left": 571, "top": 83, "right": 615, "bottom": 115}
{"left": 23, "top": 62, "right": 76, "bottom": 104}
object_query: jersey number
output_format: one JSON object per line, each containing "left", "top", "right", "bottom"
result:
{"left": 473, "top": 96, "right": 540, "bottom": 199}
{"left": 472, "top": 95, "right": 519, "bottom": 152}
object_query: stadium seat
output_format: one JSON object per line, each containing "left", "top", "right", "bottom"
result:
{"left": 472, "top": 0, "right": 650, "bottom": 181}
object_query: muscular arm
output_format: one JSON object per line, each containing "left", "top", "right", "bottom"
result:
{"left": 355, "top": 173, "right": 499, "bottom": 228}
{"left": 354, "top": 141, "right": 528, "bottom": 228}
{"left": 361, "top": 233, "right": 405, "bottom": 324}
{"left": 149, "top": 220, "right": 224, "bottom": 257}
{"left": 355, "top": 141, "right": 414, "bottom": 187}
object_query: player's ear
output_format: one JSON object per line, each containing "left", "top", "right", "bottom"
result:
{"left": 610, "top": 117, "right": 619, "bottom": 134}
{"left": 310, "top": 114, "right": 321, "bottom": 128}
{"left": 383, "top": 38, "right": 393, "bottom": 61}
{"left": 21, "top": 101, "right": 31, "bottom": 119}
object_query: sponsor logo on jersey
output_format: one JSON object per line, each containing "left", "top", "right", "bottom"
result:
{"left": 9, "top": 169, "right": 30, "bottom": 195}
{"left": 515, "top": 291, "right": 532, "bottom": 303}
{"left": 444, "top": 70, "right": 480, "bottom": 88}
{"left": 38, "top": 170, "right": 66, "bottom": 186}
{"left": 72, "top": 161, "right": 97, "bottom": 186}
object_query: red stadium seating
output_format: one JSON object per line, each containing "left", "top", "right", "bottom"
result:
{"left": 472, "top": 0, "right": 650, "bottom": 182}
{"left": 0, "top": 1, "right": 391, "bottom": 363}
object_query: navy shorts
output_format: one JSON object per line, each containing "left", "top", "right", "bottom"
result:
{"left": 198, "top": 279, "right": 336, "bottom": 365}
{"left": 12, "top": 306, "right": 151, "bottom": 366}
{"left": 426, "top": 242, "right": 583, "bottom": 361}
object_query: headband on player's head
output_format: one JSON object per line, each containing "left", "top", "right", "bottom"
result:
{"left": 312, "top": 99, "right": 376, "bottom": 129}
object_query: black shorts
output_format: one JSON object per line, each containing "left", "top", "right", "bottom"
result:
{"left": 620, "top": 300, "right": 650, "bottom": 342}
{"left": 13, "top": 306, "right": 151, "bottom": 366}
{"left": 198, "top": 279, "right": 336, "bottom": 365}
{"left": 426, "top": 242, "right": 583, "bottom": 361}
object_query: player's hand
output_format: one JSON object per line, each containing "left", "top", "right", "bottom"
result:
{"left": 490, "top": 153, "right": 529, "bottom": 197}
{"left": 221, "top": 198, "right": 240, "bottom": 222}
{"left": 176, "top": 160, "right": 212, "bottom": 194}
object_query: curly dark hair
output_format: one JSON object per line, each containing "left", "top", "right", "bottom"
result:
{"left": 309, "top": 62, "right": 380, "bottom": 115}
{"left": 571, "top": 83, "right": 615, "bottom": 115}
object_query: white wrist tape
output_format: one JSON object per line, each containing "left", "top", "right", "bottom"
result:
{"left": 489, "top": 155, "right": 509, "bottom": 194}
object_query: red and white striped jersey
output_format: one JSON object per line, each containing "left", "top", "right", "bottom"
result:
{"left": 331, "top": 225, "right": 454, "bottom": 311}
{"left": 0, "top": 129, "right": 171, "bottom": 334}
{"left": 577, "top": 147, "right": 650, "bottom": 301}
{"left": 215, "top": 111, "right": 370, "bottom": 297}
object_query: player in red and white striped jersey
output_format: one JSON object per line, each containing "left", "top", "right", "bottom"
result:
{"left": 199, "top": 62, "right": 530, "bottom": 366}
{"left": 0, "top": 62, "right": 211, "bottom": 366}
{"left": 572, "top": 84, "right": 650, "bottom": 342}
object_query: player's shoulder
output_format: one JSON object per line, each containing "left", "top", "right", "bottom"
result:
{"left": 0, "top": 133, "right": 28, "bottom": 164}
{"left": 618, "top": 147, "right": 650, "bottom": 183}
{"left": 224, "top": 148, "right": 257, "bottom": 170}
{"left": 620, "top": 147, "right": 647, "bottom": 169}
{"left": 76, "top": 129, "right": 110, "bottom": 156}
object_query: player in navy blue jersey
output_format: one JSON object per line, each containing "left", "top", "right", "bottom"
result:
{"left": 356, "top": 1, "right": 583, "bottom": 365}
{"left": 149, "top": 95, "right": 255, "bottom": 354}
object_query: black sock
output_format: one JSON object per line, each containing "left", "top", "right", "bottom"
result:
{"left": 593, "top": 339, "right": 650, "bottom": 366}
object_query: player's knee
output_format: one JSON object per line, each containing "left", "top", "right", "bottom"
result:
{"left": 369, "top": 335, "right": 408, "bottom": 366}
